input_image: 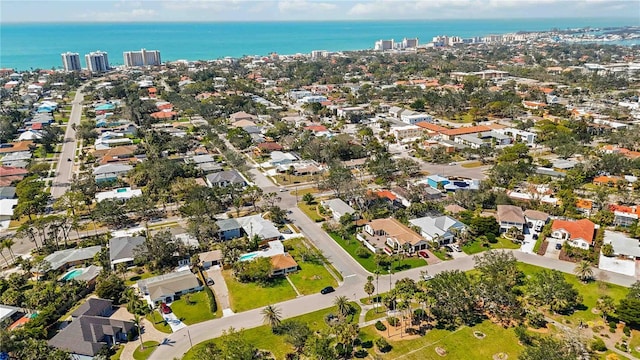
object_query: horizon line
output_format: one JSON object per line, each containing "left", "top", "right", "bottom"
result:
{"left": 2, "top": 17, "right": 638, "bottom": 25}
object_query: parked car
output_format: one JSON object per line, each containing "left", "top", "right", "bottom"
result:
{"left": 279, "top": 188, "right": 286, "bottom": 192}
{"left": 422, "top": 273, "right": 434, "bottom": 281}
{"left": 418, "top": 251, "right": 429, "bottom": 258}
{"left": 320, "top": 286, "right": 335, "bottom": 295}
{"left": 448, "top": 244, "right": 462, "bottom": 252}
{"left": 555, "top": 243, "right": 562, "bottom": 250}
{"left": 160, "top": 303, "right": 172, "bottom": 314}
{"left": 206, "top": 277, "right": 214, "bottom": 285}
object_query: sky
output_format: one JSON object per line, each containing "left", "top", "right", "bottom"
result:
{"left": 1, "top": 0, "right": 639, "bottom": 23}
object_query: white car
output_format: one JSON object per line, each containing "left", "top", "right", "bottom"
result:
{"left": 422, "top": 274, "right": 434, "bottom": 281}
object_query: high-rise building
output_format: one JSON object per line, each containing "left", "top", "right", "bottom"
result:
{"left": 123, "top": 48, "right": 161, "bottom": 67}
{"left": 402, "top": 38, "right": 419, "bottom": 49}
{"left": 374, "top": 39, "right": 394, "bottom": 51}
{"left": 85, "top": 51, "right": 110, "bottom": 73}
{"left": 61, "top": 52, "right": 82, "bottom": 72}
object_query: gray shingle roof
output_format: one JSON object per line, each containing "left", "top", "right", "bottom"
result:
{"left": 109, "top": 236, "right": 145, "bottom": 264}
{"left": 41, "top": 245, "right": 102, "bottom": 271}
{"left": 48, "top": 315, "right": 133, "bottom": 356}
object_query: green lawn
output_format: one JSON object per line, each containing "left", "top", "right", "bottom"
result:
{"left": 364, "top": 307, "right": 387, "bottom": 321}
{"left": 223, "top": 270, "right": 297, "bottom": 312}
{"left": 133, "top": 341, "right": 159, "bottom": 360}
{"left": 518, "top": 263, "right": 628, "bottom": 324}
{"left": 125, "top": 271, "right": 156, "bottom": 286}
{"left": 110, "top": 345, "right": 124, "bottom": 360}
{"left": 461, "top": 161, "right": 483, "bottom": 168}
{"left": 360, "top": 320, "right": 523, "bottom": 360}
{"left": 170, "top": 291, "right": 217, "bottom": 325}
{"left": 146, "top": 311, "right": 172, "bottom": 334}
{"left": 297, "top": 202, "right": 325, "bottom": 222}
{"left": 629, "top": 330, "right": 640, "bottom": 357}
{"left": 328, "top": 232, "right": 427, "bottom": 273}
{"left": 431, "top": 248, "right": 452, "bottom": 261}
{"left": 462, "top": 237, "right": 521, "bottom": 255}
{"left": 183, "top": 302, "right": 361, "bottom": 360}
{"left": 286, "top": 238, "right": 338, "bottom": 294}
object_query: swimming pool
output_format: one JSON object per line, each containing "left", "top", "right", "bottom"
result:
{"left": 61, "top": 269, "right": 84, "bottom": 281}
{"left": 239, "top": 252, "right": 259, "bottom": 261}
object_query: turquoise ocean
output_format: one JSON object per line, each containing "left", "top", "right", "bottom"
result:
{"left": 0, "top": 18, "right": 637, "bottom": 71}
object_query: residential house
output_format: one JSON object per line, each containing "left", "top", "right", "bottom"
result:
{"left": 603, "top": 231, "right": 640, "bottom": 259}
{"left": 94, "top": 132, "right": 133, "bottom": 150}
{"left": 0, "top": 304, "right": 23, "bottom": 329}
{"left": 35, "top": 245, "right": 102, "bottom": 275}
{"left": 425, "top": 174, "right": 449, "bottom": 190}
{"left": 109, "top": 236, "right": 146, "bottom": 269}
{"left": 360, "top": 218, "right": 428, "bottom": 255}
{"left": 0, "top": 141, "right": 34, "bottom": 156}
{"left": 95, "top": 187, "right": 142, "bottom": 202}
{"left": 0, "top": 198, "right": 18, "bottom": 230}
{"left": 205, "top": 170, "right": 246, "bottom": 188}
{"left": 255, "top": 142, "right": 283, "bottom": 155}
{"left": 609, "top": 204, "right": 640, "bottom": 227}
{"left": 494, "top": 128, "right": 537, "bottom": 145}
{"left": 391, "top": 125, "right": 424, "bottom": 141}
{"left": 270, "top": 254, "right": 299, "bottom": 276}
{"left": 199, "top": 250, "right": 223, "bottom": 269}
{"left": 0, "top": 166, "right": 28, "bottom": 186}
{"left": 270, "top": 151, "right": 297, "bottom": 166}
{"left": 93, "top": 163, "right": 133, "bottom": 183}
{"left": 523, "top": 209, "right": 550, "bottom": 230}
{"left": 96, "top": 145, "right": 137, "bottom": 165}
{"left": 187, "top": 154, "right": 223, "bottom": 174}
{"left": 322, "top": 198, "right": 357, "bottom": 222}
{"left": 48, "top": 298, "right": 134, "bottom": 359}
{"left": 576, "top": 199, "right": 594, "bottom": 217}
{"left": 409, "top": 215, "right": 466, "bottom": 245}
{"left": 551, "top": 219, "right": 596, "bottom": 250}
{"left": 137, "top": 270, "right": 203, "bottom": 305}
{"left": 593, "top": 175, "right": 624, "bottom": 186}
{"left": 0, "top": 186, "right": 15, "bottom": 199}
{"left": 229, "top": 111, "right": 257, "bottom": 122}
{"left": 497, "top": 205, "right": 526, "bottom": 233}
{"left": 216, "top": 218, "right": 243, "bottom": 241}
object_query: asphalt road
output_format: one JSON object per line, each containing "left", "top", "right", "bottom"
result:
{"left": 149, "top": 160, "right": 637, "bottom": 360}
{"left": 50, "top": 88, "right": 84, "bottom": 199}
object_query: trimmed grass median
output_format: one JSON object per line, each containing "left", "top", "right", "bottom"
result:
{"left": 133, "top": 341, "right": 159, "bottom": 360}
{"left": 223, "top": 270, "right": 297, "bottom": 312}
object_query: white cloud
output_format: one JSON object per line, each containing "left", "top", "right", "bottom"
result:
{"left": 76, "top": 8, "right": 158, "bottom": 22}
{"left": 278, "top": 0, "right": 337, "bottom": 14}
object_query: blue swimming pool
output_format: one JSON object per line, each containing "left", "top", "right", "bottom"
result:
{"left": 239, "top": 252, "right": 258, "bottom": 261}
{"left": 61, "top": 269, "right": 84, "bottom": 281}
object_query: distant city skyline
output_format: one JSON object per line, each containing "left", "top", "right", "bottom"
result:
{"left": 1, "top": 0, "right": 638, "bottom": 23}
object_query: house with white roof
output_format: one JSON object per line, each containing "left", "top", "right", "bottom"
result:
{"left": 0, "top": 198, "right": 18, "bottom": 230}
{"left": 34, "top": 245, "right": 102, "bottom": 274}
{"left": 95, "top": 187, "right": 142, "bottom": 202}
{"left": 270, "top": 151, "right": 297, "bottom": 166}
{"left": 322, "top": 198, "right": 357, "bottom": 222}
{"left": 409, "top": 215, "right": 466, "bottom": 245}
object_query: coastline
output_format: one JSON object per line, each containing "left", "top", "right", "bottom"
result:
{"left": 1, "top": 19, "right": 637, "bottom": 71}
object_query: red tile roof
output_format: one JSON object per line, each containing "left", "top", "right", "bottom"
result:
{"left": 552, "top": 219, "right": 596, "bottom": 245}
{"left": 609, "top": 204, "right": 640, "bottom": 217}
{"left": 441, "top": 125, "right": 490, "bottom": 137}
{"left": 415, "top": 122, "right": 447, "bottom": 132}
{"left": 0, "top": 166, "right": 28, "bottom": 177}
{"left": 150, "top": 111, "right": 177, "bottom": 119}
{"left": 375, "top": 190, "right": 397, "bottom": 201}
{"left": 304, "top": 125, "right": 328, "bottom": 132}
{"left": 257, "top": 142, "right": 283, "bottom": 151}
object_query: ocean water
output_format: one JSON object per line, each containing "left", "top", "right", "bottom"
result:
{"left": 0, "top": 18, "right": 636, "bottom": 71}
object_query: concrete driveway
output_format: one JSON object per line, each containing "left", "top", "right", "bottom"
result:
{"left": 520, "top": 227, "right": 537, "bottom": 254}
{"left": 205, "top": 267, "right": 234, "bottom": 316}
{"left": 544, "top": 238, "right": 563, "bottom": 259}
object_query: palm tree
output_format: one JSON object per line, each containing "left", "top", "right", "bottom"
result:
{"left": 596, "top": 295, "right": 616, "bottom": 322}
{"left": 132, "top": 314, "right": 144, "bottom": 350}
{"left": 1, "top": 238, "right": 15, "bottom": 262}
{"left": 261, "top": 305, "right": 282, "bottom": 330}
{"left": 574, "top": 260, "right": 594, "bottom": 283}
{"left": 364, "top": 276, "right": 375, "bottom": 304}
{"left": 334, "top": 296, "right": 351, "bottom": 319}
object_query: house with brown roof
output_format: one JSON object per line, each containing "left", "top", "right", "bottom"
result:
{"left": 551, "top": 219, "right": 596, "bottom": 250}
{"left": 229, "top": 111, "right": 257, "bottom": 122}
{"left": 254, "top": 142, "right": 283, "bottom": 155}
{"left": 360, "top": 218, "right": 428, "bottom": 255}
{"left": 270, "top": 254, "right": 299, "bottom": 276}
{"left": 497, "top": 205, "right": 526, "bottom": 233}
{"left": 576, "top": 199, "right": 594, "bottom": 217}
{"left": 0, "top": 141, "right": 34, "bottom": 154}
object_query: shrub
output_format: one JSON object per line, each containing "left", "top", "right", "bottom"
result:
{"left": 413, "top": 308, "right": 426, "bottom": 319}
{"left": 387, "top": 317, "right": 399, "bottom": 327}
{"left": 356, "top": 247, "right": 371, "bottom": 259}
{"left": 375, "top": 337, "right": 391, "bottom": 353}
{"left": 591, "top": 337, "right": 607, "bottom": 352}
{"left": 375, "top": 320, "right": 387, "bottom": 331}
{"left": 203, "top": 283, "right": 217, "bottom": 313}
{"left": 609, "top": 321, "right": 617, "bottom": 330}
{"left": 354, "top": 349, "right": 368, "bottom": 358}
{"left": 514, "top": 325, "right": 532, "bottom": 346}
{"left": 361, "top": 340, "right": 373, "bottom": 349}
{"left": 526, "top": 310, "right": 547, "bottom": 329}
{"left": 487, "top": 233, "right": 498, "bottom": 243}
{"left": 623, "top": 325, "right": 631, "bottom": 337}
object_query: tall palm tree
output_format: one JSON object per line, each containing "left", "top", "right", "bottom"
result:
{"left": 364, "top": 276, "right": 375, "bottom": 304}
{"left": 574, "top": 260, "right": 594, "bottom": 283}
{"left": 132, "top": 314, "right": 144, "bottom": 350}
{"left": 1, "top": 238, "right": 15, "bottom": 262}
{"left": 334, "top": 296, "right": 351, "bottom": 319}
{"left": 261, "top": 305, "right": 282, "bottom": 330}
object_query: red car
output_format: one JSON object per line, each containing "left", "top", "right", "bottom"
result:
{"left": 160, "top": 303, "right": 172, "bottom": 314}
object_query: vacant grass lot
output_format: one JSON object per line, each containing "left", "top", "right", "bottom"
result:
{"left": 183, "top": 302, "right": 361, "bottom": 360}
{"left": 297, "top": 202, "right": 325, "bottom": 222}
{"left": 328, "top": 232, "right": 427, "bottom": 273}
{"left": 462, "top": 237, "right": 520, "bottom": 255}
{"left": 223, "top": 270, "right": 297, "bottom": 312}
{"left": 286, "top": 238, "right": 338, "bottom": 294}
{"left": 170, "top": 291, "right": 218, "bottom": 325}
{"left": 360, "top": 320, "right": 523, "bottom": 360}
{"left": 517, "top": 263, "right": 628, "bottom": 324}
